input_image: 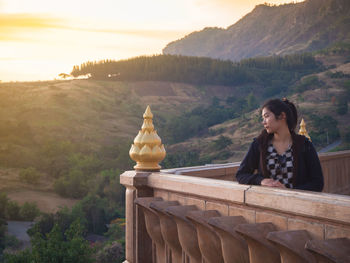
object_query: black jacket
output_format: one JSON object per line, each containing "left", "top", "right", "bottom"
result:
{"left": 236, "top": 132, "right": 324, "bottom": 192}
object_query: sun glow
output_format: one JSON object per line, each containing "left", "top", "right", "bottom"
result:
{"left": 0, "top": 0, "right": 304, "bottom": 82}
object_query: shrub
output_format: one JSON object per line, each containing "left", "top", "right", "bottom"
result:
{"left": 19, "top": 202, "right": 40, "bottom": 221}
{"left": 95, "top": 241, "right": 124, "bottom": 263}
{"left": 53, "top": 169, "right": 89, "bottom": 198}
{"left": 6, "top": 201, "right": 21, "bottom": 220}
{"left": 0, "top": 221, "right": 6, "bottom": 253}
{"left": 4, "top": 234, "right": 21, "bottom": 249}
{"left": 0, "top": 193, "right": 8, "bottom": 219}
{"left": 27, "top": 213, "right": 55, "bottom": 237}
{"left": 3, "top": 248, "right": 33, "bottom": 263}
{"left": 344, "top": 130, "right": 350, "bottom": 143}
{"left": 19, "top": 167, "right": 41, "bottom": 184}
{"left": 212, "top": 135, "right": 232, "bottom": 150}
{"left": 336, "top": 97, "right": 348, "bottom": 115}
{"left": 104, "top": 221, "right": 125, "bottom": 241}
{"left": 309, "top": 114, "right": 340, "bottom": 147}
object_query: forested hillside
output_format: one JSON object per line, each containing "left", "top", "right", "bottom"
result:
{"left": 71, "top": 53, "right": 321, "bottom": 97}
{"left": 68, "top": 44, "right": 350, "bottom": 166}
{"left": 163, "top": 0, "right": 350, "bottom": 61}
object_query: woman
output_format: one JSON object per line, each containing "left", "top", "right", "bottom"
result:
{"left": 236, "top": 98, "right": 323, "bottom": 191}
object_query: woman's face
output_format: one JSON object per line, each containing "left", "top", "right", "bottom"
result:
{"left": 261, "top": 107, "right": 285, "bottom": 134}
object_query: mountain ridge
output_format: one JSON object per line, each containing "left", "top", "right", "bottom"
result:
{"left": 163, "top": 0, "right": 350, "bottom": 61}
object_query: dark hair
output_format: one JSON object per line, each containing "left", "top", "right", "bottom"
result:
{"left": 262, "top": 98, "right": 298, "bottom": 133}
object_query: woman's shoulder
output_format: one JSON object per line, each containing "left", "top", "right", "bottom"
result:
{"left": 246, "top": 138, "right": 261, "bottom": 153}
{"left": 293, "top": 133, "right": 308, "bottom": 144}
{"left": 251, "top": 137, "right": 261, "bottom": 147}
{"left": 293, "top": 134, "right": 315, "bottom": 151}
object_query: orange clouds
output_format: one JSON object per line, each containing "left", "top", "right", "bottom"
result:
{"left": 0, "top": 13, "right": 185, "bottom": 41}
{"left": 0, "top": 13, "right": 63, "bottom": 28}
{"left": 0, "top": 13, "right": 64, "bottom": 41}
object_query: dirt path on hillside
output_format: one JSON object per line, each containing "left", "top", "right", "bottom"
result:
{"left": 7, "top": 190, "right": 77, "bottom": 213}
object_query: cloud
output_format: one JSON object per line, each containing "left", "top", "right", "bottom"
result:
{"left": 196, "top": 0, "right": 304, "bottom": 9}
{"left": 66, "top": 26, "right": 188, "bottom": 39}
{"left": 0, "top": 13, "right": 186, "bottom": 41}
{"left": 0, "top": 13, "right": 64, "bottom": 41}
{"left": 0, "top": 13, "right": 63, "bottom": 28}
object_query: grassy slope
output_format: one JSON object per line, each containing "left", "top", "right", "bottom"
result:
{"left": 0, "top": 80, "right": 237, "bottom": 210}
{"left": 0, "top": 80, "right": 236, "bottom": 146}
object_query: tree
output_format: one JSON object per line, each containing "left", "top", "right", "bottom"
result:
{"left": 10, "top": 221, "right": 93, "bottom": 263}
{"left": 3, "top": 248, "right": 33, "bottom": 263}
{"left": 212, "top": 135, "right": 232, "bottom": 150}
{"left": 6, "top": 201, "right": 21, "bottom": 220}
{"left": 246, "top": 93, "right": 259, "bottom": 111}
{"left": 336, "top": 97, "right": 348, "bottom": 115}
{"left": 74, "top": 195, "right": 108, "bottom": 234}
{"left": 0, "top": 218, "right": 6, "bottom": 254}
{"left": 63, "top": 220, "right": 94, "bottom": 263}
{"left": 27, "top": 213, "right": 55, "bottom": 237}
{"left": 0, "top": 192, "right": 8, "bottom": 220}
{"left": 19, "top": 202, "right": 40, "bottom": 221}
{"left": 95, "top": 241, "right": 124, "bottom": 263}
{"left": 58, "top": 73, "right": 71, "bottom": 79}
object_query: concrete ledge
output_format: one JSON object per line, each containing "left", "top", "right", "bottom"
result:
{"left": 147, "top": 172, "right": 249, "bottom": 204}
{"left": 246, "top": 186, "right": 350, "bottom": 225}
{"left": 120, "top": 171, "right": 150, "bottom": 187}
{"left": 161, "top": 162, "right": 240, "bottom": 178}
{"left": 319, "top": 150, "right": 350, "bottom": 161}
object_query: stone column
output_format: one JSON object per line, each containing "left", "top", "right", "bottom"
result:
{"left": 122, "top": 105, "right": 167, "bottom": 262}
{"left": 120, "top": 171, "right": 153, "bottom": 263}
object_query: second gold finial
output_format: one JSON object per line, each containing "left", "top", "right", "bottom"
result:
{"left": 298, "top": 118, "right": 311, "bottom": 141}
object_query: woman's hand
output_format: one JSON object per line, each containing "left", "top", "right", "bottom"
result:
{"left": 271, "top": 180, "right": 286, "bottom": 188}
{"left": 261, "top": 178, "right": 275, "bottom": 186}
{"left": 261, "top": 179, "right": 286, "bottom": 188}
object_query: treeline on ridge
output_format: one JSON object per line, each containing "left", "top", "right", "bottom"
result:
{"left": 71, "top": 54, "right": 321, "bottom": 90}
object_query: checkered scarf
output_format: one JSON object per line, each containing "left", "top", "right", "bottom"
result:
{"left": 266, "top": 143, "right": 294, "bottom": 188}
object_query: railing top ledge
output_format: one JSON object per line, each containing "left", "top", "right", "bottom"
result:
{"left": 246, "top": 186, "right": 350, "bottom": 224}
{"left": 120, "top": 170, "right": 350, "bottom": 225}
{"left": 161, "top": 162, "right": 241, "bottom": 175}
{"left": 318, "top": 149, "right": 350, "bottom": 160}
{"left": 160, "top": 150, "right": 350, "bottom": 176}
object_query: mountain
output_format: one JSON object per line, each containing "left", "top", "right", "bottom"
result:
{"left": 163, "top": 0, "right": 350, "bottom": 61}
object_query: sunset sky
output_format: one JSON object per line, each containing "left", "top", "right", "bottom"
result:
{"left": 0, "top": 0, "right": 303, "bottom": 82}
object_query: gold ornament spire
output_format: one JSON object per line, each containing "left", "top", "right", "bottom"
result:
{"left": 298, "top": 118, "right": 311, "bottom": 141}
{"left": 129, "top": 105, "right": 166, "bottom": 171}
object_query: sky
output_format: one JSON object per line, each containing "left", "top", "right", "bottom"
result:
{"left": 0, "top": 0, "right": 303, "bottom": 82}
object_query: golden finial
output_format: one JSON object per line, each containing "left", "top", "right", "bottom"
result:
{"left": 129, "top": 105, "right": 166, "bottom": 171}
{"left": 298, "top": 118, "right": 311, "bottom": 141}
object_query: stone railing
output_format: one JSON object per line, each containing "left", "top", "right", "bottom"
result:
{"left": 319, "top": 150, "right": 350, "bottom": 195}
{"left": 120, "top": 168, "right": 350, "bottom": 263}
{"left": 163, "top": 150, "right": 350, "bottom": 195}
{"left": 121, "top": 106, "right": 350, "bottom": 262}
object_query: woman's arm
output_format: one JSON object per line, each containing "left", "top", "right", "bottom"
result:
{"left": 236, "top": 139, "right": 265, "bottom": 185}
{"left": 295, "top": 140, "right": 324, "bottom": 192}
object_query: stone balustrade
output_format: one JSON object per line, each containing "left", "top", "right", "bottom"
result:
{"left": 121, "top": 107, "right": 350, "bottom": 262}
{"left": 163, "top": 150, "right": 350, "bottom": 195}
{"left": 120, "top": 167, "right": 350, "bottom": 263}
